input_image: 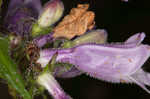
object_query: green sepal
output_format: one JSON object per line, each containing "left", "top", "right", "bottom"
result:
{"left": 43, "top": 52, "right": 58, "bottom": 73}
{"left": 61, "top": 41, "right": 73, "bottom": 48}
{"left": 31, "top": 23, "right": 52, "bottom": 37}
{"left": 54, "top": 62, "right": 73, "bottom": 76}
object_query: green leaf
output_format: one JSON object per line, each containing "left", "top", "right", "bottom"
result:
{"left": 0, "top": 37, "right": 31, "bottom": 99}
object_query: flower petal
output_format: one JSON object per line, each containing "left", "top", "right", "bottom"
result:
{"left": 37, "top": 44, "right": 150, "bottom": 82}
{"left": 5, "top": 0, "right": 41, "bottom": 36}
{"left": 106, "top": 33, "right": 146, "bottom": 48}
{"left": 7, "top": 0, "right": 41, "bottom": 17}
{"left": 33, "top": 33, "right": 53, "bottom": 47}
{"left": 125, "top": 32, "right": 145, "bottom": 45}
{"left": 37, "top": 73, "right": 72, "bottom": 99}
{"left": 37, "top": 33, "right": 150, "bottom": 93}
{"left": 24, "top": 0, "right": 42, "bottom": 14}
{"left": 129, "top": 69, "right": 150, "bottom": 93}
{"left": 37, "top": 34, "right": 150, "bottom": 82}
{"left": 7, "top": 0, "right": 23, "bottom": 12}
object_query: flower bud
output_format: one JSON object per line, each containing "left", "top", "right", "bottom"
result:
{"left": 38, "top": 0, "right": 64, "bottom": 27}
{"left": 62, "top": 29, "right": 107, "bottom": 48}
{"left": 74, "top": 29, "right": 107, "bottom": 44}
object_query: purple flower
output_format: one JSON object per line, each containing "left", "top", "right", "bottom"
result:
{"left": 37, "top": 72, "right": 72, "bottom": 99}
{"left": 35, "top": 29, "right": 108, "bottom": 78}
{"left": 5, "top": 0, "right": 42, "bottom": 36}
{"left": 37, "top": 32, "right": 150, "bottom": 93}
{"left": 33, "top": 33, "right": 54, "bottom": 48}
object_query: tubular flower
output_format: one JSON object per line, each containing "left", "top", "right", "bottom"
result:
{"left": 37, "top": 33, "right": 150, "bottom": 93}
{"left": 37, "top": 72, "right": 72, "bottom": 99}
{"left": 34, "top": 29, "right": 108, "bottom": 78}
{"left": 5, "top": 0, "right": 42, "bottom": 36}
{"left": 53, "top": 29, "right": 108, "bottom": 78}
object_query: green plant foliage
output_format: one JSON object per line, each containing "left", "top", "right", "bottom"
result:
{"left": 0, "top": 37, "right": 31, "bottom": 99}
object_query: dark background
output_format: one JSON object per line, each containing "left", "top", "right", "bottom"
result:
{"left": 1, "top": 0, "right": 150, "bottom": 99}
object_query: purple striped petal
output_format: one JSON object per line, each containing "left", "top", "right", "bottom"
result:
{"left": 37, "top": 33, "right": 150, "bottom": 93}
{"left": 38, "top": 44, "right": 150, "bottom": 80}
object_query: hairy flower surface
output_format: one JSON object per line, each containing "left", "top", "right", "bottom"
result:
{"left": 34, "top": 29, "right": 108, "bottom": 78}
{"left": 37, "top": 33, "right": 150, "bottom": 93}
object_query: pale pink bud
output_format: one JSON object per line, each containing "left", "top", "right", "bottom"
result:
{"left": 38, "top": 0, "right": 64, "bottom": 27}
